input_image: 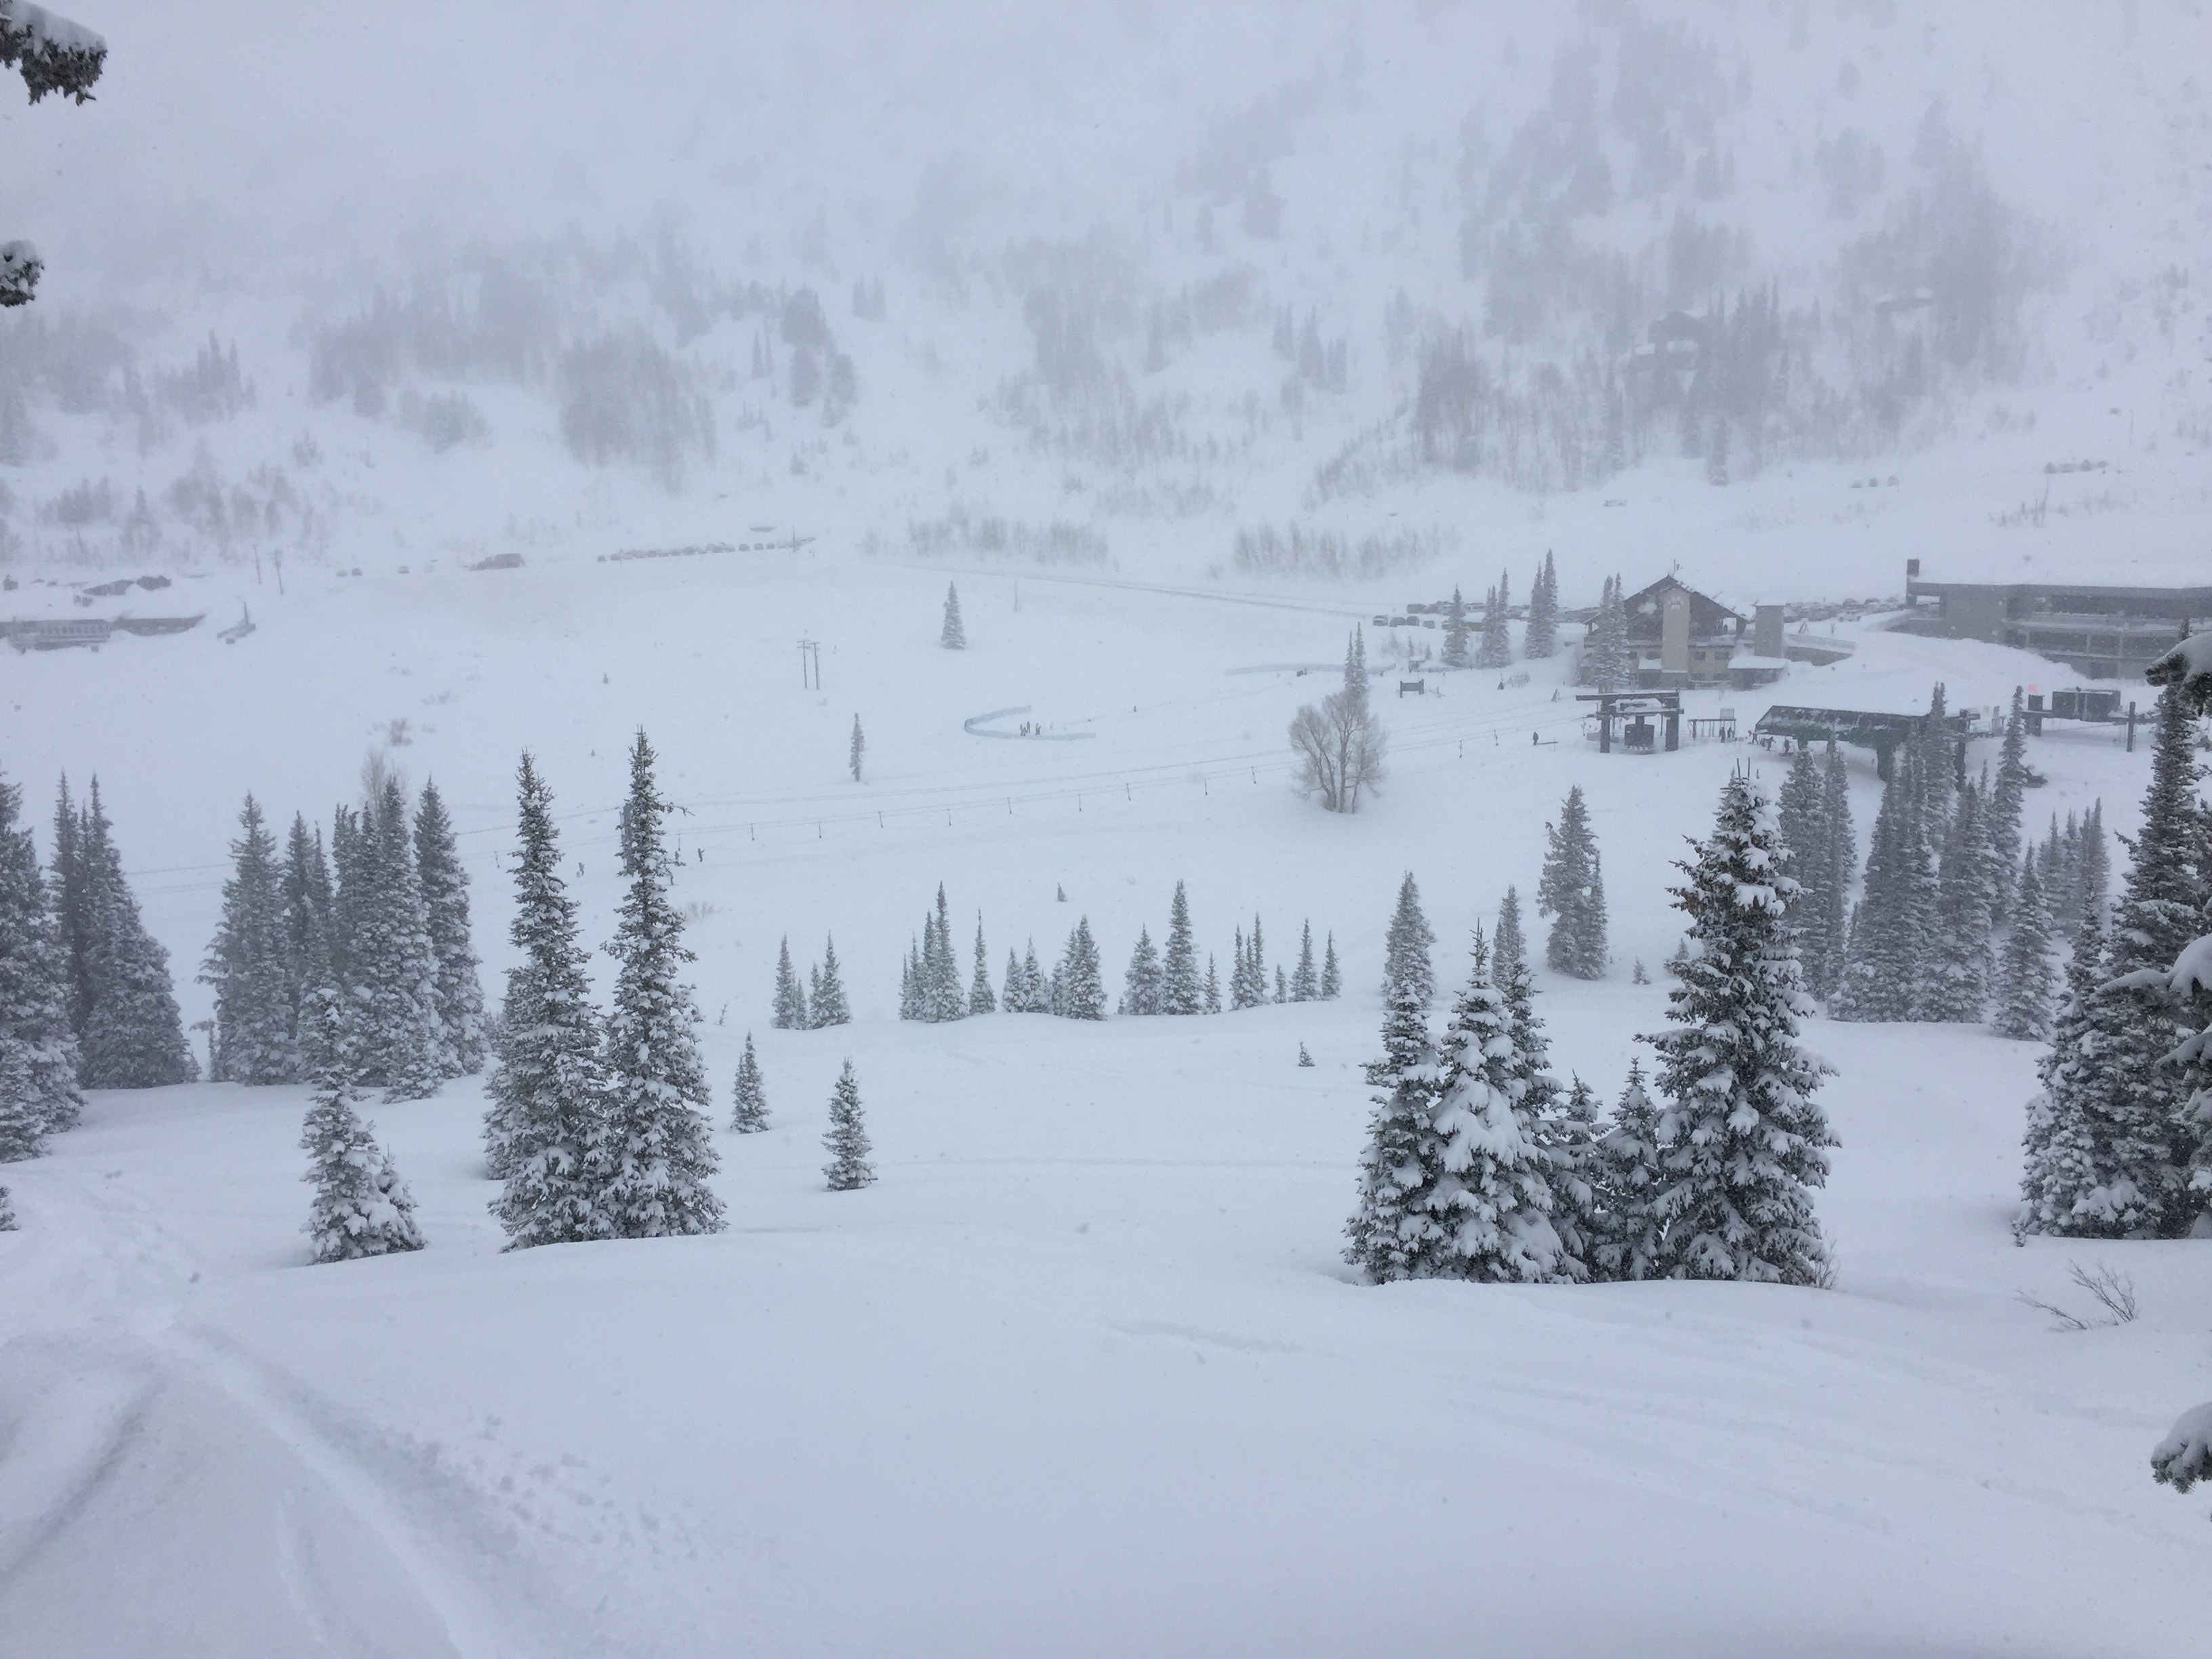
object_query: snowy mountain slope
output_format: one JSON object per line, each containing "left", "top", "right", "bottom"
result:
{"left": 0, "top": 540, "right": 2200, "bottom": 1656}
{"left": 3, "top": 1, "right": 2210, "bottom": 596}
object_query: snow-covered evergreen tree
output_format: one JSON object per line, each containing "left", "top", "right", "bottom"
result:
{"left": 940, "top": 581, "right": 966, "bottom": 649}
{"left": 1523, "top": 550, "right": 1560, "bottom": 659}
{"left": 1001, "top": 947, "right": 1025, "bottom": 1012}
{"left": 1475, "top": 570, "right": 1513, "bottom": 669}
{"left": 1204, "top": 955, "right": 1222, "bottom": 1013}
{"left": 1274, "top": 966, "right": 1288, "bottom": 1002}
{"left": 1382, "top": 872, "right": 1435, "bottom": 1007}
{"left": 1807, "top": 738, "right": 1857, "bottom": 1002}
{"left": 1289, "top": 921, "right": 1318, "bottom": 1002}
{"left": 899, "top": 941, "right": 922, "bottom": 1021}
{"left": 1161, "top": 881, "right": 1202, "bottom": 1015}
{"left": 203, "top": 794, "right": 293, "bottom": 1084}
{"left": 1493, "top": 886, "right": 1528, "bottom": 987}
{"left": 966, "top": 922, "right": 994, "bottom": 1015}
{"left": 1229, "top": 926, "right": 1257, "bottom": 1010}
{"left": 1990, "top": 851, "right": 2055, "bottom": 1042}
{"left": 1536, "top": 784, "right": 1607, "bottom": 979}
{"left": 487, "top": 754, "right": 612, "bottom": 1248}
{"left": 596, "top": 731, "right": 724, "bottom": 1239}
{"left": 849, "top": 714, "right": 865, "bottom": 783}
{"left": 2018, "top": 908, "right": 2171, "bottom": 1237}
{"left": 823, "top": 1059, "right": 875, "bottom": 1190}
{"left": 731, "top": 1032, "right": 769, "bottom": 1132}
{"left": 1777, "top": 743, "right": 1824, "bottom": 901}
{"left": 1344, "top": 942, "right": 1446, "bottom": 1282}
{"left": 1321, "top": 931, "right": 1341, "bottom": 999}
{"left": 773, "top": 937, "right": 808, "bottom": 1029}
{"left": 413, "top": 781, "right": 486, "bottom": 1076}
{"left": 1021, "top": 939, "right": 1047, "bottom": 1012}
{"left": 0, "top": 1036, "right": 44, "bottom": 1162}
{"left": 1590, "top": 1060, "right": 1666, "bottom": 1282}
{"left": 1926, "top": 781, "right": 1995, "bottom": 1022}
{"left": 2094, "top": 685, "right": 2207, "bottom": 1231}
{"left": 1987, "top": 689, "right": 2029, "bottom": 918}
{"left": 1833, "top": 754, "right": 1933, "bottom": 1023}
{"left": 0, "top": 766, "right": 79, "bottom": 1134}
{"left": 1442, "top": 586, "right": 1471, "bottom": 670}
{"left": 2075, "top": 800, "right": 2110, "bottom": 940}
{"left": 811, "top": 935, "right": 851, "bottom": 1026}
{"left": 1120, "top": 926, "right": 1162, "bottom": 1015}
{"left": 0, "top": 1182, "right": 14, "bottom": 1230}
{"left": 73, "top": 781, "right": 195, "bottom": 1088}
{"left": 1057, "top": 918, "right": 1106, "bottom": 1019}
{"left": 352, "top": 778, "right": 448, "bottom": 1102}
{"left": 300, "top": 992, "right": 425, "bottom": 1265}
{"left": 1544, "top": 1073, "right": 1604, "bottom": 1277}
{"left": 1423, "top": 926, "right": 1568, "bottom": 1282}
{"left": 924, "top": 886, "right": 966, "bottom": 1023}
{"left": 1579, "top": 575, "right": 1631, "bottom": 690}
{"left": 1643, "top": 771, "right": 1835, "bottom": 1284}
{"left": 48, "top": 775, "right": 89, "bottom": 1042}
{"left": 279, "top": 813, "right": 335, "bottom": 1074}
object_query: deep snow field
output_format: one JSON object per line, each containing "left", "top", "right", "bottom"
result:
{"left": 0, "top": 546, "right": 2203, "bottom": 1657}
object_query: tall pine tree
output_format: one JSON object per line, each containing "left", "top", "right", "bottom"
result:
{"left": 2019, "top": 908, "right": 2168, "bottom": 1237}
{"left": 1057, "top": 918, "right": 1106, "bottom": 1019}
{"left": 1990, "top": 851, "right": 2056, "bottom": 1042}
{"left": 1591, "top": 1060, "right": 1666, "bottom": 1282}
{"left": 1345, "top": 937, "right": 1448, "bottom": 1282}
{"left": 1523, "top": 550, "right": 1559, "bottom": 659}
{"left": 1537, "top": 784, "right": 1607, "bottom": 979}
{"left": 596, "top": 731, "right": 725, "bottom": 1239}
{"left": 731, "top": 1033, "right": 769, "bottom": 1132}
{"left": 1161, "top": 881, "right": 1202, "bottom": 1014}
{"left": 0, "top": 766, "right": 80, "bottom": 1134}
{"left": 1382, "top": 872, "right": 1435, "bottom": 1007}
{"left": 1643, "top": 772, "right": 1835, "bottom": 1284}
{"left": 1121, "top": 926, "right": 1162, "bottom": 1015}
{"left": 823, "top": 1060, "right": 876, "bottom": 1189}
{"left": 73, "top": 781, "right": 194, "bottom": 1088}
{"left": 487, "top": 754, "right": 613, "bottom": 1247}
{"left": 413, "top": 781, "right": 487, "bottom": 1076}
{"left": 1424, "top": 926, "right": 1568, "bottom": 1282}
{"left": 773, "top": 937, "right": 809, "bottom": 1029}
{"left": 354, "top": 777, "right": 447, "bottom": 1102}
{"left": 815, "top": 935, "right": 852, "bottom": 1026}
{"left": 203, "top": 795, "right": 294, "bottom": 1084}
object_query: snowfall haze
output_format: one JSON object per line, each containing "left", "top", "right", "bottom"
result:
{"left": 0, "top": 3, "right": 2207, "bottom": 1658}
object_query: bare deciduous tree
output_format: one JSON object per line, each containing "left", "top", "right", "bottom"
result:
{"left": 1288, "top": 690, "right": 1386, "bottom": 813}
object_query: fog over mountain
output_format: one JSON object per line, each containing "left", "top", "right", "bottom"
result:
{"left": 5, "top": 1, "right": 2207, "bottom": 592}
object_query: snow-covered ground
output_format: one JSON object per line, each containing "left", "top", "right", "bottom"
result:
{"left": 0, "top": 547, "right": 2200, "bottom": 1657}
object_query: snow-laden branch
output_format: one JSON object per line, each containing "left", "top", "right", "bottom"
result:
{"left": 0, "top": 0, "right": 105, "bottom": 102}
{"left": 0, "top": 240, "right": 39, "bottom": 308}
{"left": 2153, "top": 1402, "right": 2212, "bottom": 1499}
{"left": 2145, "top": 632, "right": 2212, "bottom": 715}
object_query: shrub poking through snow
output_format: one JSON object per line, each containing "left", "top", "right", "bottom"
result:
{"left": 823, "top": 1061, "right": 874, "bottom": 1190}
{"left": 300, "top": 993, "right": 425, "bottom": 1264}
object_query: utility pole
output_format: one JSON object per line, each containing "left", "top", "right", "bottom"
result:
{"left": 797, "top": 638, "right": 821, "bottom": 689}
